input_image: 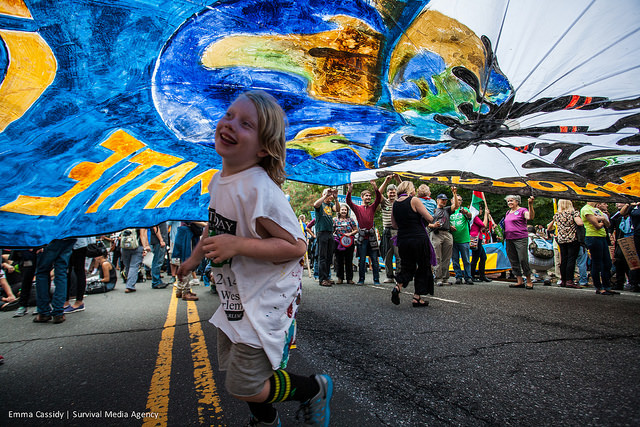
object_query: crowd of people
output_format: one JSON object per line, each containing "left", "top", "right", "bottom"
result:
{"left": 300, "top": 179, "right": 640, "bottom": 302}
{"left": 0, "top": 220, "right": 215, "bottom": 322}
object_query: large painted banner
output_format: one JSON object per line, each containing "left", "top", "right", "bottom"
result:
{"left": 1, "top": 0, "right": 639, "bottom": 246}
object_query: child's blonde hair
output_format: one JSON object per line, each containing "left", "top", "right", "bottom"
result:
{"left": 241, "top": 90, "right": 287, "bottom": 186}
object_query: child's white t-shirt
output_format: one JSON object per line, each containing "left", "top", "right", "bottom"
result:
{"left": 207, "top": 166, "right": 305, "bottom": 370}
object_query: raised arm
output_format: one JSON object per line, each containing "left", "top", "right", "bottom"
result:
{"left": 450, "top": 187, "right": 460, "bottom": 211}
{"left": 525, "top": 196, "right": 535, "bottom": 220}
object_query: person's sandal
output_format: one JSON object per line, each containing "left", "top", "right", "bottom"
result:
{"left": 412, "top": 297, "right": 429, "bottom": 307}
{"left": 525, "top": 281, "right": 534, "bottom": 290}
{"left": 391, "top": 285, "right": 401, "bottom": 305}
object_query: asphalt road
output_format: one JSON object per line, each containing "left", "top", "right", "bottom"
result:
{"left": 1, "top": 270, "right": 639, "bottom": 426}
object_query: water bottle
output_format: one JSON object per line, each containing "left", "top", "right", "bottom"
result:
{"left": 208, "top": 226, "right": 230, "bottom": 268}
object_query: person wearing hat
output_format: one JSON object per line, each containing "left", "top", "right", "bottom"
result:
{"left": 427, "top": 187, "right": 460, "bottom": 286}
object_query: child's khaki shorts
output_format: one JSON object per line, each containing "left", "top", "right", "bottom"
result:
{"left": 217, "top": 328, "right": 273, "bottom": 397}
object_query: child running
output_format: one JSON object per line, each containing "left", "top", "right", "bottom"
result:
{"left": 177, "top": 90, "right": 333, "bottom": 427}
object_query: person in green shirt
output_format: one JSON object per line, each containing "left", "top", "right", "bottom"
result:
{"left": 580, "top": 201, "right": 615, "bottom": 295}
{"left": 450, "top": 194, "right": 473, "bottom": 284}
{"left": 313, "top": 188, "right": 339, "bottom": 287}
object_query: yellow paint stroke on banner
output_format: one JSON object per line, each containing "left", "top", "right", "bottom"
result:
{"left": 106, "top": 150, "right": 183, "bottom": 210}
{"left": 186, "top": 300, "right": 224, "bottom": 424}
{"left": 157, "top": 169, "right": 216, "bottom": 208}
{"left": 0, "top": 30, "right": 56, "bottom": 132}
{"left": 143, "top": 289, "right": 179, "bottom": 427}
{"left": 0, "top": 0, "right": 32, "bottom": 19}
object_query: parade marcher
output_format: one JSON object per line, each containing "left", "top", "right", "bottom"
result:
{"left": 333, "top": 205, "right": 358, "bottom": 284}
{"left": 347, "top": 180, "right": 382, "bottom": 285}
{"left": 427, "top": 187, "right": 460, "bottom": 286}
{"left": 390, "top": 181, "right": 435, "bottom": 307}
{"left": 450, "top": 194, "right": 474, "bottom": 285}
{"left": 619, "top": 202, "right": 640, "bottom": 292}
{"left": 149, "top": 222, "right": 169, "bottom": 289}
{"left": 581, "top": 201, "right": 615, "bottom": 295}
{"left": 313, "top": 188, "right": 339, "bottom": 287}
{"left": 379, "top": 174, "right": 401, "bottom": 283}
{"left": 470, "top": 203, "right": 492, "bottom": 282}
{"left": 176, "top": 91, "right": 332, "bottom": 426}
{"left": 64, "top": 236, "right": 94, "bottom": 314}
{"left": 503, "top": 195, "right": 535, "bottom": 289}
{"left": 33, "top": 238, "right": 76, "bottom": 324}
{"left": 120, "top": 228, "right": 151, "bottom": 293}
{"left": 548, "top": 199, "right": 583, "bottom": 288}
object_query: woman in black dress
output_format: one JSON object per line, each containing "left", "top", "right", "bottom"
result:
{"left": 391, "top": 181, "right": 435, "bottom": 307}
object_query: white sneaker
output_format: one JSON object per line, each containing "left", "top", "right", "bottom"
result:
{"left": 189, "top": 278, "right": 201, "bottom": 287}
{"left": 383, "top": 278, "right": 395, "bottom": 283}
{"left": 13, "top": 306, "right": 28, "bottom": 317}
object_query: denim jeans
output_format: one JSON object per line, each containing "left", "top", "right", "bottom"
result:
{"left": 357, "top": 239, "right": 380, "bottom": 283}
{"left": 151, "top": 243, "right": 166, "bottom": 287}
{"left": 316, "top": 231, "right": 334, "bottom": 283}
{"left": 576, "top": 246, "right": 588, "bottom": 286}
{"left": 121, "top": 247, "right": 144, "bottom": 290}
{"left": 451, "top": 242, "right": 472, "bottom": 280}
{"left": 585, "top": 236, "right": 612, "bottom": 290}
{"left": 35, "top": 239, "right": 75, "bottom": 316}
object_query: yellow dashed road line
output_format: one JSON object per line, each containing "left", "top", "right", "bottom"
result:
{"left": 187, "top": 299, "right": 225, "bottom": 425}
{"left": 143, "top": 291, "right": 179, "bottom": 427}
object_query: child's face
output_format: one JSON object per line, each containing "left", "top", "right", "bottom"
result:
{"left": 215, "top": 96, "right": 267, "bottom": 170}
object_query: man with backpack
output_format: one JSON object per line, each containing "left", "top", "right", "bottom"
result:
{"left": 120, "top": 228, "right": 150, "bottom": 293}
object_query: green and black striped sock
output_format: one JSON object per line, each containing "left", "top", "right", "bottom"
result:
{"left": 266, "top": 370, "right": 320, "bottom": 403}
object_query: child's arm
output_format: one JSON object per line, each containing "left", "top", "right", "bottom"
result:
{"left": 176, "top": 226, "right": 208, "bottom": 279}
{"left": 202, "top": 217, "right": 306, "bottom": 264}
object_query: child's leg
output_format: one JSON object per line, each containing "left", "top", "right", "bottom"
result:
{"left": 219, "top": 330, "right": 332, "bottom": 425}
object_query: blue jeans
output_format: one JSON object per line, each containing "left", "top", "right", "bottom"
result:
{"left": 576, "top": 246, "right": 588, "bottom": 285}
{"left": 121, "top": 247, "right": 144, "bottom": 290}
{"left": 151, "top": 243, "right": 166, "bottom": 287}
{"left": 35, "top": 239, "right": 75, "bottom": 316}
{"left": 452, "top": 242, "right": 472, "bottom": 280}
{"left": 357, "top": 239, "right": 379, "bottom": 283}
{"left": 585, "top": 236, "right": 612, "bottom": 290}
{"left": 317, "top": 231, "right": 334, "bottom": 283}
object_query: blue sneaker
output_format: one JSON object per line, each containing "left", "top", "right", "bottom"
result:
{"left": 298, "top": 374, "right": 333, "bottom": 427}
{"left": 64, "top": 304, "right": 85, "bottom": 314}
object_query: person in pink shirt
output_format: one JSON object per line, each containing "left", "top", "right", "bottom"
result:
{"left": 503, "top": 195, "right": 535, "bottom": 289}
{"left": 347, "top": 180, "right": 382, "bottom": 285}
{"left": 470, "top": 203, "right": 492, "bottom": 282}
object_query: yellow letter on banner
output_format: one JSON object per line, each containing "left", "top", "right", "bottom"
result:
{"left": 562, "top": 181, "right": 611, "bottom": 198}
{"left": 1, "top": 130, "right": 144, "bottom": 216}
{"left": 527, "top": 181, "right": 568, "bottom": 192}
{"left": 602, "top": 172, "right": 640, "bottom": 198}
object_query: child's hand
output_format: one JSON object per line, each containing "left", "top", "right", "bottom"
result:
{"left": 202, "top": 234, "right": 239, "bottom": 264}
